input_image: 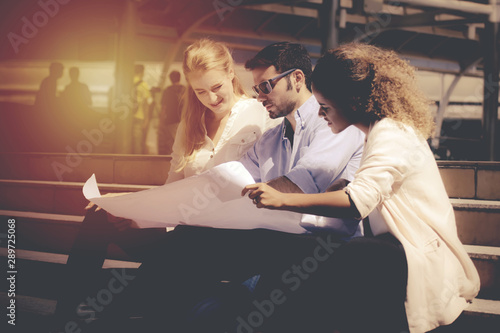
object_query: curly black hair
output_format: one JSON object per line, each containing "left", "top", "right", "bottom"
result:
{"left": 312, "top": 43, "right": 434, "bottom": 138}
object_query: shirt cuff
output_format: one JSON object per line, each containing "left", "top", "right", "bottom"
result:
{"left": 285, "top": 167, "right": 318, "bottom": 194}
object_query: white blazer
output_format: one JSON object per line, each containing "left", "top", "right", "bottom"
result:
{"left": 346, "top": 118, "right": 480, "bottom": 333}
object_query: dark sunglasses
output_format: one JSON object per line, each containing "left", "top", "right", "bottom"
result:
{"left": 252, "top": 68, "right": 297, "bottom": 95}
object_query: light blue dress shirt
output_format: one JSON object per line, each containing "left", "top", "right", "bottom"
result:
{"left": 240, "top": 95, "right": 365, "bottom": 194}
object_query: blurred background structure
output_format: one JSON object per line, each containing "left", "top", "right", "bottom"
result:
{"left": 0, "top": 2, "right": 500, "bottom": 332}
{"left": 0, "top": 0, "right": 499, "bottom": 160}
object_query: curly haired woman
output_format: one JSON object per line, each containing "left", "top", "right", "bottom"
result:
{"left": 243, "top": 43, "right": 480, "bottom": 333}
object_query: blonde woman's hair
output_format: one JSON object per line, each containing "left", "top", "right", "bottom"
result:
{"left": 176, "top": 39, "right": 246, "bottom": 171}
{"left": 312, "top": 43, "right": 434, "bottom": 138}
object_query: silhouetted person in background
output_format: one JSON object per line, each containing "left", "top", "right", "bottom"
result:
{"left": 144, "top": 86, "right": 162, "bottom": 154}
{"left": 61, "top": 67, "right": 92, "bottom": 109}
{"left": 158, "top": 70, "right": 185, "bottom": 155}
{"left": 35, "top": 62, "right": 63, "bottom": 110}
{"left": 132, "top": 64, "right": 152, "bottom": 154}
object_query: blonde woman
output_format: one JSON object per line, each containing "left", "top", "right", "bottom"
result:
{"left": 243, "top": 43, "right": 480, "bottom": 332}
{"left": 54, "top": 39, "right": 277, "bottom": 329}
{"left": 167, "top": 39, "right": 278, "bottom": 183}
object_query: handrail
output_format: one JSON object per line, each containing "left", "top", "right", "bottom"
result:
{"left": 392, "top": 0, "right": 493, "bottom": 17}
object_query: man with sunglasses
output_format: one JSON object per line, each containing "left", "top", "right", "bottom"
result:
{"left": 240, "top": 42, "right": 364, "bottom": 195}
{"left": 224, "top": 42, "right": 366, "bottom": 331}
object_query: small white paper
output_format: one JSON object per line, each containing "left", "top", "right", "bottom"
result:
{"left": 83, "top": 161, "right": 306, "bottom": 234}
{"left": 82, "top": 174, "right": 101, "bottom": 199}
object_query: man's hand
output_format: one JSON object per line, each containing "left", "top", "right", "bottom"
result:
{"left": 85, "top": 192, "right": 130, "bottom": 211}
{"left": 85, "top": 192, "right": 138, "bottom": 231}
{"left": 242, "top": 183, "right": 287, "bottom": 209}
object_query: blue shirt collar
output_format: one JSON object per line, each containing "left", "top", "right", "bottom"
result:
{"left": 281, "top": 95, "right": 318, "bottom": 139}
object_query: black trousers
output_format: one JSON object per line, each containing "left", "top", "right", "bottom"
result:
{"left": 56, "top": 208, "right": 409, "bottom": 333}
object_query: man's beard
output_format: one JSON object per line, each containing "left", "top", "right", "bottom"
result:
{"left": 267, "top": 99, "right": 296, "bottom": 119}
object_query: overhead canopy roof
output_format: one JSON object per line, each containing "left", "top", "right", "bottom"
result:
{"left": 0, "top": 0, "right": 495, "bottom": 75}
{"left": 134, "top": 0, "right": 497, "bottom": 75}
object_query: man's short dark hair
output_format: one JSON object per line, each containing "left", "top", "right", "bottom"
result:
{"left": 245, "top": 42, "right": 313, "bottom": 91}
{"left": 169, "top": 70, "right": 181, "bottom": 84}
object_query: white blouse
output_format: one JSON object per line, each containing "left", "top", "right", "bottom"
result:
{"left": 345, "top": 118, "right": 480, "bottom": 332}
{"left": 166, "top": 97, "right": 280, "bottom": 183}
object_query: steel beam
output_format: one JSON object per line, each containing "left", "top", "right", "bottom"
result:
{"left": 320, "top": 0, "right": 340, "bottom": 53}
{"left": 113, "top": 0, "right": 137, "bottom": 154}
{"left": 481, "top": 21, "right": 499, "bottom": 160}
{"left": 431, "top": 57, "right": 482, "bottom": 150}
{"left": 393, "top": 0, "right": 493, "bottom": 18}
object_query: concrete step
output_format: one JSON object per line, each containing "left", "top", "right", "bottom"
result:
{"left": 0, "top": 179, "right": 152, "bottom": 216}
{"left": 429, "top": 298, "right": 500, "bottom": 332}
{"left": 0, "top": 289, "right": 498, "bottom": 333}
{"left": 452, "top": 199, "right": 500, "bottom": 247}
{"left": 0, "top": 292, "right": 146, "bottom": 333}
{"left": 438, "top": 161, "right": 500, "bottom": 200}
{"left": 2, "top": 209, "right": 500, "bottom": 301}
{"left": 0, "top": 248, "right": 140, "bottom": 301}
{"left": 0, "top": 210, "right": 163, "bottom": 261}
{"left": 0, "top": 247, "right": 141, "bottom": 269}
{"left": 0, "top": 210, "right": 83, "bottom": 256}
{"left": 0, "top": 249, "right": 499, "bottom": 333}
{"left": 1, "top": 153, "right": 499, "bottom": 199}
{"left": 0, "top": 152, "right": 171, "bottom": 185}
{"left": 464, "top": 298, "right": 500, "bottom": 318}
{"left": 463, "top": 245, "right": 500, "bottom": 301}
{"left": 5, "top": 292, "right": 494, "bottom": 333}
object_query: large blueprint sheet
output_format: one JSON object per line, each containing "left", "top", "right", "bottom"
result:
{"left": 83, "top": 161, "right": 306, "bottom": 234}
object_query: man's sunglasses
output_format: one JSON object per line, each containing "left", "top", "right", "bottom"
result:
{"left": 252, "top": 68, "right": 297, "bottom": 95}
